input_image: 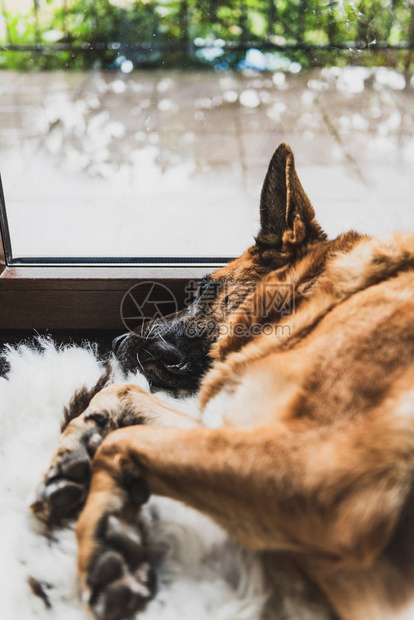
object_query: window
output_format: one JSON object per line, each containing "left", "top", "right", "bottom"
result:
{"left": 1, "top": 0, "right": 413, "bottom": 331}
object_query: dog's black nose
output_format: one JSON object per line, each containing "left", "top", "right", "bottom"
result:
{"left": 112, "top": 333, "right": 128, "bottom": 355}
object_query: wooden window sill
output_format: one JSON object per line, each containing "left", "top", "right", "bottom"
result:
{"left": 0, "top": 265, "right": 216, "bottom": 330}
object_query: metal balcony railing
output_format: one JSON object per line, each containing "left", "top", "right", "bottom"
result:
{"left": 0, "top": 0, "right": 413, "bottom": 69}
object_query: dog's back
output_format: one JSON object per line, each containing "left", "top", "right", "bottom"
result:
{"left": 199, "top": 234, "right": 414, "bottom": 618}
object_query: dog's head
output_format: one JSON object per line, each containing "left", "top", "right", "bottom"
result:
{"left": 113, "top": 143, "right": 327, "bottom": 393}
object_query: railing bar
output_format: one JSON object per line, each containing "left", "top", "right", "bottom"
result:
{"left": 2, "top": 41, "right": 413, "bottom": 52}
{"left": 33, "top": 0, "right": 40, "bottom": 45}
{"left": 239, "top": 0, "right": 249, "bottom": 42}
{"left": 327, "top": 0, "right": 337, "bottom": 46}
{"left": 178, "top": 0, "right": 189, "bottom": 51}
{"left": 0, "top": 0, "right": 13, "bottom": 46}
{"left": 62, "top": 0, "right": 68, "bottom": 39}
{"left": 356, "top": 0, "right": 367, "bottom": 44}
{"left": 298, "top": 0, "right": 307, "bottom": 44}
{"left": 384, "top": 0, "right": 396, "bottom": 42}
{"left": 152, "top": 0, "right": 160, "bottom": 55}
{"left": 267, "top": 0, "right": 277, "bottom": 38}
{"left": 403, "top": 3, "right": 414, "bottom": 82}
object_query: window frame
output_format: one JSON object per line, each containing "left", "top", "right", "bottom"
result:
{"left": 0, "top": 178, "right": 226, "bottom": 331}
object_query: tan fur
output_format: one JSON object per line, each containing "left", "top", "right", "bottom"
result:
{"left": 201, "top": 233, "right": 414, "bottom": 408}
{"left": 35, "top": 144, "right": 414, "bottom": 620}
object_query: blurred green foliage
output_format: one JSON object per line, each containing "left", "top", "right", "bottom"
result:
{"left": 0, "top": 0, "right": 413, "bottom": 70}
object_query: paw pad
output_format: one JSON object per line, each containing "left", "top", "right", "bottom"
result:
{"left": 87, "top": 515, "right": 155, "bottom": 620}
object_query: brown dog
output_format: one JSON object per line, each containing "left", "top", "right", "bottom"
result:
{"left": 33, "top": 143, "right": 414, "bottom": 620}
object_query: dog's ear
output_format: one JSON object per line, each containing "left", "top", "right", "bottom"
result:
{"left": 256, "top": 143, "right": 326, "bottom": 250}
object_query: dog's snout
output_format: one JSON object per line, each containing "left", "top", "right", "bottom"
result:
{"left": 112, "top": 333, "right": 129, "bottom": 355}
{"left": 111, "top": 316, "right": 208, "bottom": 392}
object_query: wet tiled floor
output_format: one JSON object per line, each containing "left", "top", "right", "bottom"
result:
{"left": 0, "top": 68, "right": 413, "bottom": 260}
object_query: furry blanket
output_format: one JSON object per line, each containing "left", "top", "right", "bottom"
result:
{"left": 0, "top": 340, "right": 331, "bottom": 620}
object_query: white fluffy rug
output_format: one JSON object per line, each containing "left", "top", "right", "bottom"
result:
{"left": 0, "top": 340, "right": 331, "bottom": 620}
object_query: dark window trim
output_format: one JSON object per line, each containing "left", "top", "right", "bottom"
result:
{"left": 0, "top": 175, "right": 11, "bottom": 270}
{"left": 10, "top": 257, "right": 232, "bottom": 265}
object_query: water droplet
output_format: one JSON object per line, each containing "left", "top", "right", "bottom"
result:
{"left": 120, "top": 60, "right": 134, "bottom": 74}
{"left": 240, "top": 90, "right": 260, "bottom": 108}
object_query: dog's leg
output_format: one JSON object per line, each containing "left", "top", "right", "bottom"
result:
{"left": 76, "top": 420, "right": 414, "bottom": 620}
{"left": 32, "top": 384, "right": 200, "bottom": 525}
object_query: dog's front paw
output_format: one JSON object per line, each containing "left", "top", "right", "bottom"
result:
{"left": 31, "top": 412, "right": 108, "bottom": 525}
{"left": 85, "top": 514, "right": 155, "bottom": 620}
{"left": 31, "top": 447, "right": 93, "bottom": 525}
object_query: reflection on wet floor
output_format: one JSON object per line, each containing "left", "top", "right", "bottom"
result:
{"left": 0, "top": 68, "right": 413, "bottom": 259}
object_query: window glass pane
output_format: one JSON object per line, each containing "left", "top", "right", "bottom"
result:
{"left": 1, "top": 71, "right": 260, "bottom": 260}
{"left": 0, "top": 1, "right": 413, "bottom": 263}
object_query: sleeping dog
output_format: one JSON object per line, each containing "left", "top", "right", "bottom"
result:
{"left": 33, "top": 143, "right": 414, "bottom": 620}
